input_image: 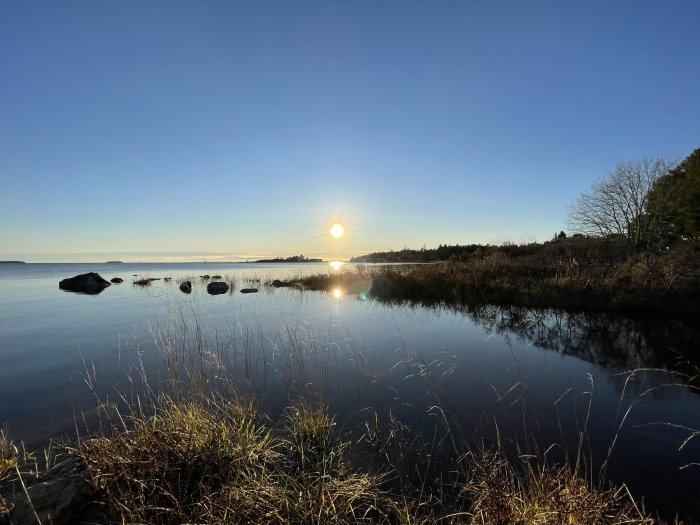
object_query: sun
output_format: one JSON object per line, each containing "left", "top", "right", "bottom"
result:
{"left": 330, "top": 222, "right": 345, "bottom": 239}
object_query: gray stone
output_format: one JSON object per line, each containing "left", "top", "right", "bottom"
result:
{"left": 179, "top": 281, "right": 192, "bottom": 294}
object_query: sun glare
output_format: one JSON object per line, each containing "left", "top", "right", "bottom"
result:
{"left": 332, "top": 287, "right": 343, "bottom": 299}
{"left": 329, "top": 261, "right": 344, "bottom": 270}
{"left": 330, "top": 223, "right": 345, "bottom": 239}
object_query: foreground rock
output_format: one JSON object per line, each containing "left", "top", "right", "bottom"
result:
{"left": 240, "top": 288, "right": 258, "bottom": 294}
{"left": 59, "top": 273, "right": 111, "bottom": 294}
{"left": 207, "top": 282, "right": 229, "bottom": 295}
{"left": 179, "top": 281, "right": 192, "bottom": 294}
{"left": 1, "top": 456, "right": 102, "bottom": 525}
{"left": 110, "top": 277, "right": 123, "bottom": 283}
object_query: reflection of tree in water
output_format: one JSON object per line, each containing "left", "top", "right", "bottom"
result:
{"left": 371, "top": 296, "right": 698, "bottom": 397}
{"left": 453, "top": 304, "right": 699, "bottom": 400}
{"left": 461, "top": 305, "right": 698, "bottom": 372}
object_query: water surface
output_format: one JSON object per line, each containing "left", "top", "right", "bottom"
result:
{"left": 1, "top": 262, "right": 698, "bottom": 519}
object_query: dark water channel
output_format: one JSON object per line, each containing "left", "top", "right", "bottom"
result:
{"left": 1, "top": 263, "right": 698, "bottom": 520}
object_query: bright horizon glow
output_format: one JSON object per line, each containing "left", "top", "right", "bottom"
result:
{"left": 1, "top": 2, "right": 698, "bottom": 262}
{"left": 329, "top": 261, "right": 344, "bottom": 270}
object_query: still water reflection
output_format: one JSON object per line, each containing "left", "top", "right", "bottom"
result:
{"left": 0, "top": 263, "right": 698, "bottom": 519}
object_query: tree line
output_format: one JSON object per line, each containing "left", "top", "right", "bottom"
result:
{"left": 352, "top": 147, "right": 698, "bottom": 263}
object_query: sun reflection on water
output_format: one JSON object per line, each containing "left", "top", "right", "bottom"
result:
{"left": 329, "top": 261, "right": 344, "bottom": 271}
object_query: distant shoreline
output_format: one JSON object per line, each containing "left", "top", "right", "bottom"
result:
{"left": 0, "top": 261, "right": 26, "bottom": 264}
{"left": 252, "top": 255, "right": 323, "bottom": 263}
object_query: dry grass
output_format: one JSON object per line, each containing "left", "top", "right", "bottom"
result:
{"left": 462, "top": 450, "right": 655, "bottom": 525}
{"left": 68, "top": 393, "right": 666, "bottom": 525}
{"left": 0, "top": 430, "right": 19, "bottom": 483}
{"left": 75, "top": 396, "right": 420, "bottom": 525}
{"left": 0, "top": 430, "right": 19, "bottom": 517}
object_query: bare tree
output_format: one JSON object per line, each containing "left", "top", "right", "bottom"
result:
{"left": 568, "top": 158, "right": 676, "bottom": 246}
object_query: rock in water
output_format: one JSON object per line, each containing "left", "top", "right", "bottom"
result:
{"left": 59, "top": 273, "right": 111, "bottom": 294}
{"left": 179, "top": 281, "right": 192, "bottom": 294}
{"left": 240, "top": 288, "right": 258, "bottom": 294}
{"left": 271, "top": 280, "right": 294, "bottom": 287}
{"left": 207, "top": 281, "right": 229, "bottom": 295}
{"left": 110, "top": 277, "right": 123, "bottom": 283}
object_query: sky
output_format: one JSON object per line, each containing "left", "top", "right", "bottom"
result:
{"left": 1, "top": 1, "right": 699, "bottom": 262}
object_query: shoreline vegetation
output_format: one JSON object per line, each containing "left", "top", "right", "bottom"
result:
{"left": 297, "top": 237, "right": 700, "bottom": 316}
{"left": 0, "top": 396, "right": 664, "bottom": 525}
{"left": 2, "top": 344, "right": 678, "bottom": 525}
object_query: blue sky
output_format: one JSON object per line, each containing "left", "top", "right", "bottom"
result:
{"left": 1, "top": 1, "right": 698, "bottom": 262}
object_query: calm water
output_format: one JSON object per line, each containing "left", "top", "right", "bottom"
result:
{"left": 1, "top": 262, "right": 699, "bottom": 519}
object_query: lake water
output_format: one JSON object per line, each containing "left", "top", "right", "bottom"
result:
{"left": 1, "top": 262, "right": 699, "bottom": 520}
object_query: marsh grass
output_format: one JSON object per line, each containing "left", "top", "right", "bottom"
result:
{"left": 462, "top": 449, "right": 656, "bottom": 525}
{"left": 71, "top": 392, "right": 662, "bottom": 524}
{"left": 74, "top": 395, "right": 417, "bottom": 525}
{"left": 293, "top": 241, "right": 700, "bottom": 314}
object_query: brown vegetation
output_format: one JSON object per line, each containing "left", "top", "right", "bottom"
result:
{"left": 298, "top": 238, "right": 700, "bottom": 314}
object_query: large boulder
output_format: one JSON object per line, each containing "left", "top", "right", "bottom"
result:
{"left": 207, "top": 282, "right": 229, "bottom": 295}
{"left": 179, "top": 281, "right": 192, "bottom": 294}
{"left": 59, "top": 273, "right": 111, "bottom": 295}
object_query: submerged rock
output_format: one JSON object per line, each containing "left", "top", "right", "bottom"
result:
{"left": 59, "top": 273, "right": 111, "bottom": 294}
{"left": 110, "top": 277, "right": 123, "bottom": 283}
{"left": 240, "top": 288, "right": 258, "bottom": 294}
{"left": 179, "top": 281, "right": 192, "bottom": 294}
{"left": 207, "top": 282, "right": 229, "bottom": 295}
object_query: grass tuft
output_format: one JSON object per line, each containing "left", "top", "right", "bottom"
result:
{"left": 463, "top": 450, "right": 655, "bottom": 525}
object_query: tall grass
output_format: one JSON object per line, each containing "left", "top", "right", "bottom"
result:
{"left": 52, "top": 302, "right": 672, "bottom": 524}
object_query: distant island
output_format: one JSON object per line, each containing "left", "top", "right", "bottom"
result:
{"left": 0, "top": 260, "right": 26, "bottom": 264}
{"left": 105, "top": 261, "right": 124, "bottom": 264}
{"left": 254, "top": 255, "right": 323, "bottom": 263}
